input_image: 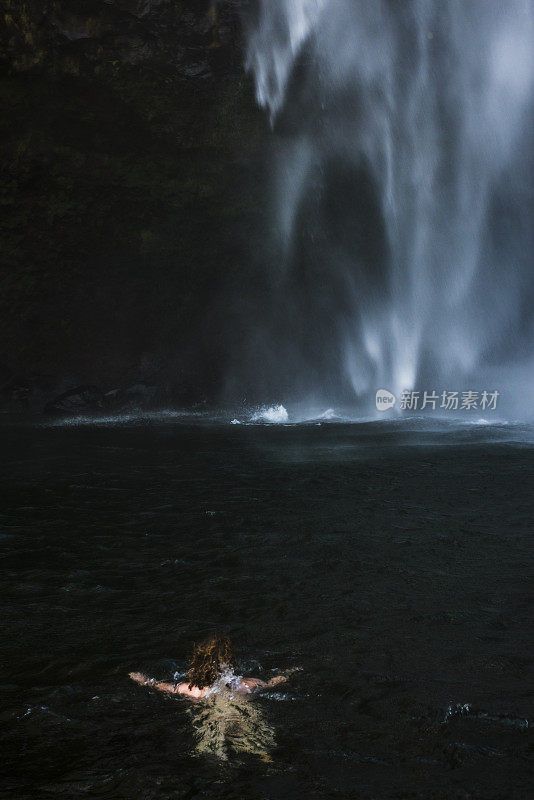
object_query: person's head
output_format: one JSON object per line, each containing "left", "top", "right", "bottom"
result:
{"left": 188, "top": 634, "right": 235, "bottom": 689}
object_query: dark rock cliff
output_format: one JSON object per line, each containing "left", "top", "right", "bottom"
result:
{"left": 0, "top": 0, "right": 269, "bottom": 408}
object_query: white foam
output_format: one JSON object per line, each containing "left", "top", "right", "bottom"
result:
{"left": 317, "top": 408, "right": 336, "bottom": 420}
{"left": 250, "top": 404, "right": 289, "bottom": 423}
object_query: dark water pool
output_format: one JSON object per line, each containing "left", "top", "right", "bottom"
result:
{"left": 1, "top": 418, "right": 533, "bottom": 799}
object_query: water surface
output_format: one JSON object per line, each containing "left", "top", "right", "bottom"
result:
{"left": 1, "top": 418, "right": 532, "bottom": 798}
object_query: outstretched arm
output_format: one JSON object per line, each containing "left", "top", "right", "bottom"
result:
{"left": 242, "top": 667, "right": 302, "bottom": 692}
{"left": 129, "top": 671, "right": 178, "bottom": 694}
{"left": 129, "top": 672, "right": 207, "bottom": 698}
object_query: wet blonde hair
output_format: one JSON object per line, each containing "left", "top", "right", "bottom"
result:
{"left": 188, "top": 634, "right": 235, "bottom": 690}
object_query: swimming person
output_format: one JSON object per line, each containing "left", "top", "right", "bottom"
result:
{"left": 129, "top": 634, "right": 300, "bottom": 761}
{"left": 128, "top": 634, "right": 300, "bottom": 699}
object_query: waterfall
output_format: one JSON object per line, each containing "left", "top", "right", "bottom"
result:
{"left": 242, "top": 0, "right": 534, "bottom": 411}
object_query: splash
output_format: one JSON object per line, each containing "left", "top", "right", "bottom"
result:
{"left": 244, "top": 0, "right": 534, "bottom": 408}
{"left": 250, "top": 404, "right": 289, "bottom": 423}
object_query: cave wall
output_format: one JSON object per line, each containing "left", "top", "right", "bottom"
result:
{"left": 0, "top": 0, "right": 269, "bottom": 404}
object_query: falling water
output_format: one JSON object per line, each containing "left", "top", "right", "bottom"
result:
{"left": 243, "top": 0, "right": 534, "bottom": 412}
